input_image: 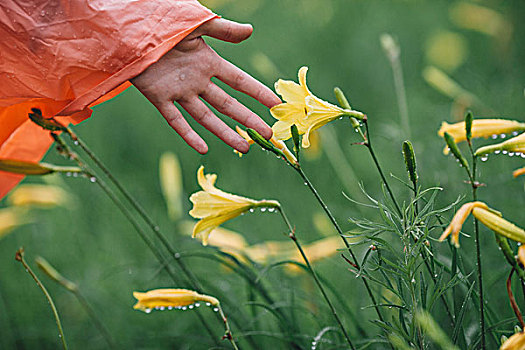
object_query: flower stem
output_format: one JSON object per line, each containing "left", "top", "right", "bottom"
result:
{"left": 363, "top": 121, "right": 402, "bottom": 217}
{"left": 277, "top": 207, "right": 356, "bottom": 350}
{"left": 15, "top": 249, "right": 68, "bottom": 350}
{"left": 217, "top": 305, "right": 239, "bottom": 350}
{"left": 293, "top": 166, "right": 386, "bottom": 325}
{"left": 67, "top": 129, "right": 205, "bottom": 293}
{"left": 467, "top": 142, "right": 486, "bottom": 350}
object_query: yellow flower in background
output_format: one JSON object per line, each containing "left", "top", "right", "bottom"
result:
{"left": 234, "top": 126, "right": 297, "bottom": 165}
{"left": 270, "top": 66, "right": 364, "bottom": 148}
{"left": 133, "top": 288, "right": 219, "bottom": 312}
{"left": 244, "top": 236, "right": 342, "bottom": 273}
{"left": 7, "top": 184, "right": 71, "bottom": 208}
{"left": 514, "top": 166, "right": 525, "bottom": 178}
{"left": 438, "top": 119, "right": 525, "bottom": 154}
{"left": 449, "top": 2, "right": 512, "bottom": 42}
{"left": 500, "top": 332, "right": 525, "bottom": 350}
{"left": 0, "top": 207, "right": 28, "bottom": 239}
{"left": 475, "top": 132, "right": 525, "bottom": 157}
{"left": 425, "top": 31, "right": 468, "bottom": 72}
{"left": 159, "top": 152, "right": 183, "bottom": 221}
{"left": 189, "top": 166, "right": 279, "bottom": 245}
{"left": 440, "top": 201, "right": 525, "bottom": 247}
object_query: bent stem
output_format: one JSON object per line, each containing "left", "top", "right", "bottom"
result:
{"left": 277, "top": 207, "right": 356, "bottom": 350}
{"left": 15, "top": 249, "right": 68, "bottom": 350}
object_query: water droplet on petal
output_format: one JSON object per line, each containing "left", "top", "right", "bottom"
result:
{"left": 145, "top": 308, "right": 152, "bottom": 314}
{"left": 491, "top": 134, "right": 498, "bottom": 139}
{"left": 260, "top": 207, "right": 267, "bottom": 212}
{"left": 500, "top": 134, "right": 507, "bottom": 139}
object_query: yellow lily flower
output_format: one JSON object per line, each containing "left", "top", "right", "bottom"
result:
{"left": 440, "top": 201, "right": 525, "bottom": 247}
{"left": 475, "top": 132, "right": 525, "bottom": 157}
{"left": 234, "top": 126, "right": 298, "bottom": 165}
{"left": 133, "top": 288, "right": 219, "bottom": 313}
{"left": 439, "top": 202, "right": 489, "bottom": 247}
{"left": 189, "top": 166, "right": 279, "bottom": 245}
{"left": 270, "top": 66, "right": 364, "bottom": 148}
{"left": 514, "top": 166, "right": 525, "bottom": 178}
{"left": 518, "top": 246, "right": 525, "bottom": 268}
{"left": 501, "top": 332, "right": 525, "bottom": 350}
{"left": 7, "top": 184, "right": 71, "bottom": 208}
{"left": 438, "top": 119, "right": 525, "bottom": 154}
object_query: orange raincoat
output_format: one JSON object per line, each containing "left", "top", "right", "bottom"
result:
{"left": 0, "top": 0, "right": 217, "bottom": 198}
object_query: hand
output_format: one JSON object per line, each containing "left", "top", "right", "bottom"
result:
{"left": 131, "top": 18, "right": 280, "bottom": 154}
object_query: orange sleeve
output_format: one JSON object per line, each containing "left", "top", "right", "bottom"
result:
{"left": 0, "top": 0, "right": 218, "bottom": 198}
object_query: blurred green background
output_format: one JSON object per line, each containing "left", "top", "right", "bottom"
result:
{"left": 1, "top": 0, "right": 524, "bottom": 348}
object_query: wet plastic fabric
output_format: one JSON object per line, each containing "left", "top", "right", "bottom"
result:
{"left": 0, "top": 0, "right": 217, "bottom": 198}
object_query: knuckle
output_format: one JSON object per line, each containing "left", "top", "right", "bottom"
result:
{"left": 234, "top": 72, "right": 246, "bottom": 86}
{"left": 219, "top": 96, "right": 234, "bottom": 111}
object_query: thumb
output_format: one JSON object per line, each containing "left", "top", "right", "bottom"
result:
{"left": 196, "top": 18, "right": 253, "bottom": 43}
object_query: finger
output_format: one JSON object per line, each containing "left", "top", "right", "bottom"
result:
{"left": 201, "top": 83, "right": 273, "bottom": 139}
{"left": 216, "top": 59, "right": 282, "bottom": 109}
{"left": 157, "top": 102, "right": 208, "bottom": 154}
{"left": 196, "top": 18, "right": 253, "bottom": 43}
{"left": 179, "top": 98, "right": 250, "bottom": 153}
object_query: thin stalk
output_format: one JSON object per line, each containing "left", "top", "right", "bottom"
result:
{"left": 468, "top": 143, "right": 486, "bottom": 349}
{"left": 277, "top": 207, "right": 356, "bottom": 350}
{"left": 363, "top": 121, "right": 402, "bottom": 217}
{"left": 294, "top": 166, "right": 385, "bottom": 324}
{"left": 15, "top": 249, "right": 68, "bottom": 350}
{"left": 217, "top": 305, "right": 239, "bottom": 350}
{"left": 74, "top": 292, "right": 117, "bottom": 349}
{"left": 68, "top": 129, "right": 204, "bottom": 293}
{"left": 92, "top": 173, "right": 219, "bottom": 346}
{"left": 507, "top": 269, "right": 525, "bottom": 329}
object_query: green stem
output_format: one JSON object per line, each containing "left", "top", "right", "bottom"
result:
{"left": 294, "top": 166, "right": 386, "bottom": 325}
{"left": 15, "top": 249, "right": 68, "bottom": 350}
{"left": 74, "top": 292, "right": 117, "bottom": 349}
{"left": 363, "top": 121, "right": 402, "bottom": 217}
{"left": 277, "top": 207, "right": 356, "bottom": 350}
{"left": 468, "top": 142, "right": 486, "bottom": 349}
{"left": 217, "top": 305, "right": 239, "bottom": 350}
{"left": 68, "top": 129, "right": 204, "bottom": 293}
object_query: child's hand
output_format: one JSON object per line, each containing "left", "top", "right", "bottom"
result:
{"left": 131, "top": 18, "right": 280, "bottom": 154}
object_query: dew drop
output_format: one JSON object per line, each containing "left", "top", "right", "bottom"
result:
{"left": 494, "top": 150, "right": 501, "bottom": 154}
{"left": 249, "top": 208, "right": 254, "bottom": 213}
{"left": 268, "top": 207, "right": 275, "bottom": 213}
{"left": 480, "top": 155, "right": 488, "bottom": 162}
{"left": 188, "top": 305, "right": 194, "bottom": 309}
{"left": 213, "top": 307, "right": 219, "bottom": 312}
{"left": 502, "top": 150, "right": 508, "bottom": 155}
{"left": 411, "top": 278, "right": 416, "bottom": 283}
{"left": 181, "top": 306, "right": 187, "bottom": 311}
{"left": 491, "top": 134, "right": 498, "bottom": 139}
{"left": 159, "top": 306, "right": 165, "bottom": 311}
{"left": 500, "top": 134, "right": 507, "bottom": 139}
{"left": 73, "top": 140, "right": 79, "bottom": 146}
{"left": 145, "top": 308, "right": 151, "bottom": 314}
{"left": 304, "top": 182, "right": 308, "bottom": 185}
{"left": 195, "top": 303, "right": 200, "bottom": 307}
{"left": 168, "top": 306, "right": 173, "bottom": 310}
{"left": 508, "top": 152, "right": 515, "bottom": 157}
{"left": 260, "top": 207, "right": 267, "bottom": 212}
{"left": 72, "top": 172, "right": 79, "bottom": 177}
{"left": 89, "top": 176, "right": 97, "bottom": 183}
{"left": 65, "top": 172, "right": 72, "bottom": 177}
{"left": 205, "top": 302, "right": 211, "bottom": 307}
{"left": 512, "top": 131, "right": 519, "bottom": 136}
